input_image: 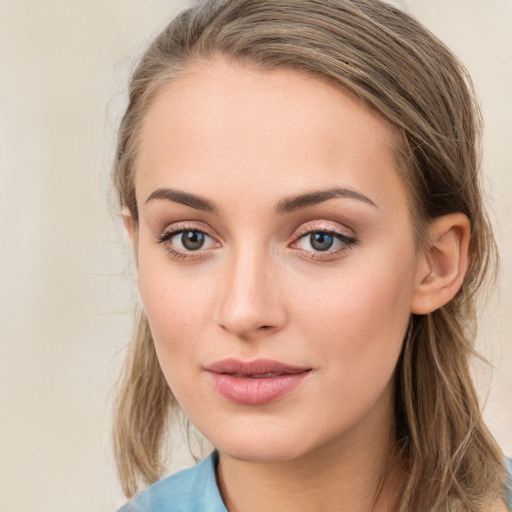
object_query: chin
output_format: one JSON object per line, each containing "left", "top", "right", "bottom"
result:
{"left": 207, "top": 423, "right": 314, "bottom": 463}
{"left": 217, "top": 441, "right": 307, "bottom": 463}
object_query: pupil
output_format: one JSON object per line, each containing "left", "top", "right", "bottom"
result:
{"left": 310, "top": 232, "right": 334, "bottom": 251}
{"left": 182, "top": 231, "right": 205, "bottom": 250}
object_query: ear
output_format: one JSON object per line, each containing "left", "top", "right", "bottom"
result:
{"left": 410, "top": 213, "right": 470, "bottom": 315}
{"left": 122, "top": 207, "right": 138, "bottom": 261}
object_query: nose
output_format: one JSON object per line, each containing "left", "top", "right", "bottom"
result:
{"left": 215, "top": 246, "right": 287, "bottom": 340}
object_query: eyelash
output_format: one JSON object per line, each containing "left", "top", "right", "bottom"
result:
{"left": 156, "top": 223, "right": 357, "bottom": 262}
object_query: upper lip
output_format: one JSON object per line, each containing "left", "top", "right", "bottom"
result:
{"left": 204, "top": 358, "right": 311, "bottom": 376}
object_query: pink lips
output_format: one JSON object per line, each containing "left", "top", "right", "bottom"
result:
{"left": 204, "top": 358, "right": 311, "bottom": 405}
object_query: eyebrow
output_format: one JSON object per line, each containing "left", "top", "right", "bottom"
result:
{"left": 145, "top": 188, "right": 220, "bottom": 213}
{"left": 274, "top": 187, "right": 377, "bottom": 214}
{"left": 145, "top": 186, "right": 376, "bottom": 214}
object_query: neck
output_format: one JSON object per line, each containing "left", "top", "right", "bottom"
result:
{"left": 216, "top": 392, "right": 403, "bottom": 512}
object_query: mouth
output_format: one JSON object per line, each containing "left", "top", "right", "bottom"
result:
{"left": 204, "top": 358, "right": 312, "bottom": 405}
{"left": 228, "top": 372, "right": 290, "bottom": 378}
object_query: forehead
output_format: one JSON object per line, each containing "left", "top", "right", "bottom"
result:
{"left": 135, "top": 57, "right": 406, "bottom": 213}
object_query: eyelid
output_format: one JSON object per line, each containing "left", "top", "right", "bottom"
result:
{"left": 157, "top": 221, "right": 218, "bottom": 242}
{"left": 293, "top": 220, "right": 355, "bottom": 240}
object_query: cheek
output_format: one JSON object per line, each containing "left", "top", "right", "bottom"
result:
{"left": 136, "top": 256, "right": 217, "bottom": 375}
{"left": 296, "top": 259, "right": 412, "bottom": 320}
{"left": 290, "top": 248, "right": 416, "bottom": 386}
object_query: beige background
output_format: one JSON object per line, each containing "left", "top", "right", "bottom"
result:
{"left": 0, "top": 1, "right": 510, "bottom": 511}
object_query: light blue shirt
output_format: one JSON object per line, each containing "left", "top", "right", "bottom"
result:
{"left": 117, "top": 452, "right": 226, "bottom": 512}
{"left": 118, "top": 453, "right": 512, "bottom": 511}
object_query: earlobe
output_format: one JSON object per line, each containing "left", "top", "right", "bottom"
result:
{"left": 410, "top": 213, "right": 470, "bottom": 315}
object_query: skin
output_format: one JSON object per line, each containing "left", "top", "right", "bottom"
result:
{"left": 126, "top": 58, "right": 473, "bottom": 511}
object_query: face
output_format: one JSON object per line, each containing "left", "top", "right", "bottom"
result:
{"left": 131, "top": 58, "right": 422, "bottom": 464}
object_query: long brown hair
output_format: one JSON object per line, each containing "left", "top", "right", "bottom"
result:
{"left": 112, "top": 1, "right": 507, "bottom": 509}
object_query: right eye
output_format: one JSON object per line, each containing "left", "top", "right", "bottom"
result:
{"left": 157, "top": 226, "right": 220, "bottom": 260}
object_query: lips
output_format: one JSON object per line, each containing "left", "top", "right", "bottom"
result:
{"left": 204, "top": 358, "right": 312, "bottom": 405}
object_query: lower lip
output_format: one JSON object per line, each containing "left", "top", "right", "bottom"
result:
{"left": 206, "top": 371, "right": 310, "bottom": 405}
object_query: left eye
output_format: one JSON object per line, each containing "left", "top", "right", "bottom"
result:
{"left": 295, "top": 231, "right": 355, "bottom": 253}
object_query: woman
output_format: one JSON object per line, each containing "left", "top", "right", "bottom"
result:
{"left": 112, "top": 0, "right": 511, "bottom": 510}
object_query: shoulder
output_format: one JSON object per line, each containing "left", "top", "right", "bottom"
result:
{"left": 116, "top": 452, "right": 226, "bottom": 512}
